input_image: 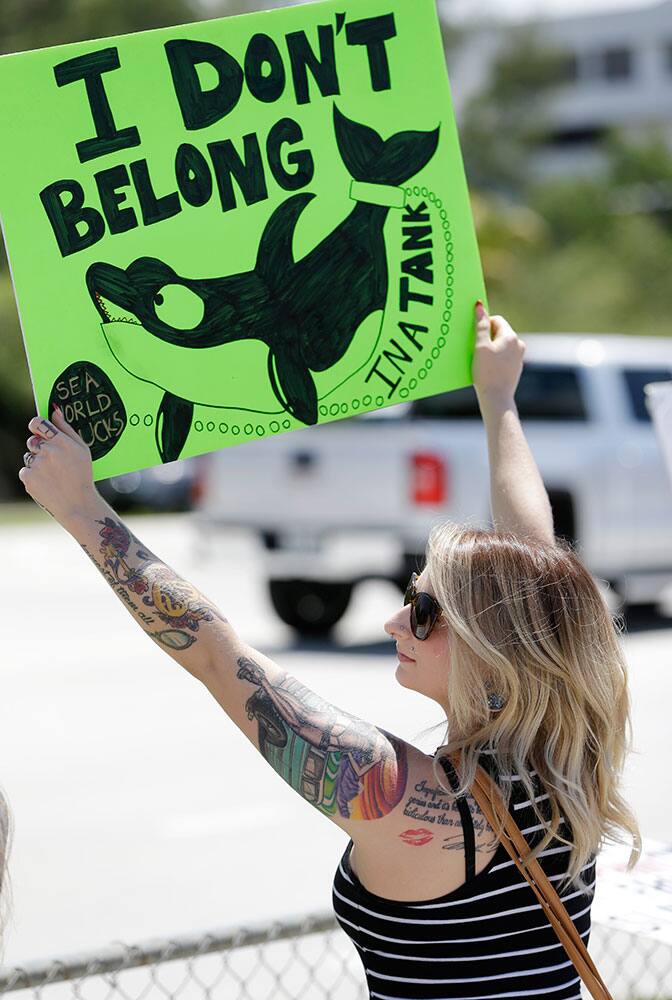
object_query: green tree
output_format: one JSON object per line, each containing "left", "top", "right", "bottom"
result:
{"left": 490, "top": 129, "right": 672, "bottom": 336}
{"left": 458, "top": 25, "right": 569, "bottom": 196}
{"left": 453, "top": 25, "right": 672, "bottom": 340}
{"left": 0, "top": 0, "right": 201, "bottom": 55}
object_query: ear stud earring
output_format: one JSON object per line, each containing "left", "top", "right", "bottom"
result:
{"left": 485, "top": 680, "right": 506, "bottom": 711}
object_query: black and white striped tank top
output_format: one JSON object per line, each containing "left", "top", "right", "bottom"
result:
{"left": 332, "top": 751, "right": 596, "bottom": 1000}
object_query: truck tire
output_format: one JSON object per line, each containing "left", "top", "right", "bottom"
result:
{"left": 394, "top": 555, "right": 425, "bottom": 593}
{"left": 268, "top": 580, "right": 353, "bottom": 636}
{"left": 548, "top": 490, "right": 576, "bottom": 545}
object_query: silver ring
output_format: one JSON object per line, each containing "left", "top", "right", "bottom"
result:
{"left": 24, "top": 452, "right": 34, "bottom": 467}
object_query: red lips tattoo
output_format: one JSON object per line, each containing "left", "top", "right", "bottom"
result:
{"left": 399, "top": 828, "right": 434, "bottom": 847}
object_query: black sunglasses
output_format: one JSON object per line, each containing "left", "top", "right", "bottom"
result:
{"left": 404, "top": 572, "right": 443, "bottom": 641}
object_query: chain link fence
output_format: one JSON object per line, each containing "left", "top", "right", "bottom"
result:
{"left": 0, "top": 912, "right": 670, "bottom": 1000}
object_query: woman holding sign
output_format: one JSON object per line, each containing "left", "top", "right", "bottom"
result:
{"left": 17, "top": 303, "right": 639, "bottom": 998}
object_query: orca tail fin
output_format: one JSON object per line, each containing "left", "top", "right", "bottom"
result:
{"left": 333, "top": 105, "right": 440, "bottom": 187}
{"left": 256, "top": 192, "right": 315, "bottom": 287}
{"left": 268, "top": 344, "right": 318, "bottom": 427}
{"left": 155, "top": 392, "right": 194, "bottom": 463}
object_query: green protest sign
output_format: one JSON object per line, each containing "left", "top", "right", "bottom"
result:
{"left": 0, "top": 0, "right": 487, "bottom": 479}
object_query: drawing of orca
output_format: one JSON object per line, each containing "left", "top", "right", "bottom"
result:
{"left": 86, "top": 105, "right": 440, "bottom": 463}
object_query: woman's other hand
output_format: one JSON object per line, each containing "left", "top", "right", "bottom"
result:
{"left": 472, "top": 301, "right": 526, "bottom": 405}
{"left": 19, "top": 408, "right": 97, "bottom": 524}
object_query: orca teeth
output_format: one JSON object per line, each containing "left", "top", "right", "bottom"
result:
{"left": 94, "top": 291, "right": 112, "bottom": 321}
{"left": 94, "top": 291, "right": 140, "bottom": 325}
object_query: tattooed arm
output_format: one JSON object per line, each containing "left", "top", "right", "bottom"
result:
{"left": 77, "top": 506, "right": 233, "bottom": 672}
{"left": 19, "top": 410, "right": 410, "bottom": 838}
{"left": 19, "top": 410, "right": 245, "bottom": 683}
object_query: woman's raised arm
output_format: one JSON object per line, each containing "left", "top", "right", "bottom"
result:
{"left": 17, "top": 409, "right": 414, "bottom": 841}
{"left": 472, "top": 302, "right": 556, "bottom": 547}
{"left": 19, "top": 409, "right": 242, "bottom": 683}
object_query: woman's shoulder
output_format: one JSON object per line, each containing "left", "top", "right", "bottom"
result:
{"left": 344, "top": 748, "right": 502, "bottom": 903}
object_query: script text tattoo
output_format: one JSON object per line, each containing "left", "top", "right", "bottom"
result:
{"left": 402, "top": 777, "right": 497, "bottom": 849}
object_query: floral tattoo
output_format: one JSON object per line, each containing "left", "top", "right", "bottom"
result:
{"left": 85, "top": 516, "right": 227, "bottom": 652}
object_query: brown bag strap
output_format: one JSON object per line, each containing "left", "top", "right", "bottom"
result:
{"left": 453, "top": 756, "right": 612, "bottom": 1000}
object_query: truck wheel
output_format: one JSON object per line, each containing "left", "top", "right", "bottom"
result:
{"left": 268, "top": 580, "right": 353, "bottom": 637}
{"left": 548, "top": 490, "right": 576, "bottom": 545}
{"left": 394, "top": 556, "right": 425, "bottom": 593}
{"left": 621, "top": 600, "right": 660, "bottom": 626}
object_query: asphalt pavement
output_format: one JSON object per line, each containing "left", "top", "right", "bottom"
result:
{"left": 1, "top": 512, "right": 670, "bottom": 966}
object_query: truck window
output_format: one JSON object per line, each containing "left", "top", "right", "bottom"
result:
{"left": 623, "top": 368, "right": 672, "bottom": 422}
{"left": 411, "top": 365, "right": 587, "bottom": 421}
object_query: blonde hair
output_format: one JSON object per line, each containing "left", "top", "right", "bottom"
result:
{"left": 424, "top": 522, "right": 641, "bottom": 893}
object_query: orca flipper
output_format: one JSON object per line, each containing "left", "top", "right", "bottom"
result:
{"left": 155, "top": 392, "right": 194, "bottom": 463}
{"left": 256, "top": 193, "right": 315, "bottom": 288}
{"left": 268, "top": 345, "right": 318, "bottom": 426}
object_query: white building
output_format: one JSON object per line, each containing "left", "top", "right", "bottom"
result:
{"left": 444, "top": 0, "right": 672, "bottom": 177}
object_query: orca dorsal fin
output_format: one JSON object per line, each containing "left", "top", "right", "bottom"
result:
{"left": 155, "top": 392, "right": 194, "bottom": 463}
{"left": 256, "top": 193, "right": 315, "bottom": 287}
{"left": 267, "top": 343, "right": 318, "bottom": 427}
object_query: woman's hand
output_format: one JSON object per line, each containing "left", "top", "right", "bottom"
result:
{"left": 19, "top": 408, "right": 98, "bottom": 525}
{"left": 472, "top": 301, "right": 526, "bottom": 405}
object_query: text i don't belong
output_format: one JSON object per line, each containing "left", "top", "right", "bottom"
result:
{"left": 39, "top": 14, "right": 400, "bottom": 257}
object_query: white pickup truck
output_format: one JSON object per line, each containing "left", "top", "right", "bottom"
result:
{"left": 194, "top": 334, "right": 672, "bottom": 635}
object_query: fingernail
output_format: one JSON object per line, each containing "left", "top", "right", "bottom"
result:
{"left": 475, "top": 300, "right": 485, "bottom": 318}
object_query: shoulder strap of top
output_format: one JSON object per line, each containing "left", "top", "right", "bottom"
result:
{"left": 438, "top": 756, "right": 476, "bottom": 881}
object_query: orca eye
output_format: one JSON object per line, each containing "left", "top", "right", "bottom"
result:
{"left": 152, "top": 284, "right": 205, "bottom": 331}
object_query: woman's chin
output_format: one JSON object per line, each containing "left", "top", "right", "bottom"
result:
{"left": 395, "top": 662, "right": 415, "bottom": 688}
